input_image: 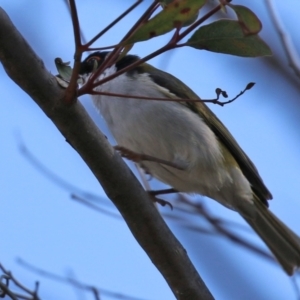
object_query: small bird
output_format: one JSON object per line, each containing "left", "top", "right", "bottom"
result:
{"left": 79, "top": 51, "right": 300, "bottom": 275}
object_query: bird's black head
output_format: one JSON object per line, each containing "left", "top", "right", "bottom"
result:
{"left": 79, "top": 51, "right": 140, "bottom": 75}
{"left": 79, "top": 51, "right": 109, "bottom": 75}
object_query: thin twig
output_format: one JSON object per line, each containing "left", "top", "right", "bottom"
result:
{"left": 177, "top": 195, "right": 275, "bottom": 262}
{"left": 0, "top": 262, "right": 41, "bottom": 300}
{"left": 68, "top": 0, "right": 81, "bottom": 48}
{"left": 84, "top": 83, "right": 252, "bottom": 107}
{"left": 265, "top": 0, "right": 300, "bottom": 78}
{"left": 17, "top": 258, "right": 148, "bottom": 300}
{"left": 85, "top": 0, "right": 143, "bottom": 48}
{"left": 88, "top": 0, "right": 160, "bottom": 87}
{"left": 80, "top": 0, "right": 231, "bottom": 96}
{"left": 64, "top": 0, "right": 83, "bottom": 103}
{"left": 290, "top": 275, "right": 300, "bottom": 300}
{"left": 71, "top": 194, "right": 122, "bottom": 219}
{"left": 63, "top": 0, "right": 87, "bottom": 45}
{"left": 87, "top": 44, "right": 120, "bottom": 51}
{"left": 18, "top": 131, "right": 275, "bottom": 265}
{"left": 0, "top": 282, "right": 18, "bottom": 300}
{"left": 16, "top": 135, "right": 110, "bottom": 203}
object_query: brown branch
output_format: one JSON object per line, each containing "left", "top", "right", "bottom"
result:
{"left": 64, "top": 0, "right": 83, "bottom": 104}
{"left": 85, "top": 0, "right": 143, "bottom": 48}
{"left": 0, "top": 8, "right": 213, "bottom": 300}
{"left": 85, "top": 82, "right": 253, "bottom": 106}
{"left": 86, "top": 0, "right": 161, "bottom": 90}
{"left": 68, "top": 0, "right": 82, "bottom": 48}
{"left": 62, "top": 0, "right": 88, "bottom": 45}
{"left": 79, "top": 0, "right": 231, "bottom": 96}
{"left": 71, "top": 194, "right": 122, "bottom": 219}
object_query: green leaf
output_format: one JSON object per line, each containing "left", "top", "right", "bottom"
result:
{"left": 159, "top": 0, "right": 201, "bottom": 8}
{"left": 181, "top": 12, "right": 199, "bottom": 27}
{"left": 187, "top": 20, "right": 272, "bottom": 57}
{"left": 118, "top": 44, "right": 134, "bottom": 61}
{"left": 160, "top": 0, "right": 199, "bottom": 27}
{"left": 55, "top": 76, "right": 69, "bottom": 89}
{"left": 54, "top": 58, "right": 84, "bottom": 87}
{"left": 125, "top": 0, "right": 206, "bottom": 44}
{"left": 229, "top": 4, "right": 262, "bottom": 35}
{"left": 55, "top": 58, "right": 73, "bottom": 81}
{"left": 160, "top": 0, "right": 176, "bottom": 4}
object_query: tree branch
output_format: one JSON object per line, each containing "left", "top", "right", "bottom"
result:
{"left": 0, "top": 7, "right": 213, "bottom": 300}
{"left": 265, "top": 0, "right": 300, "bottom": 78}
{"left": 17, "top": 258, "right": 145, "bottom": 300}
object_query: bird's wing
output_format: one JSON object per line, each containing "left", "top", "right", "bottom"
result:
{"left": 143, "top": 63, "right": 272, "bottom": 204}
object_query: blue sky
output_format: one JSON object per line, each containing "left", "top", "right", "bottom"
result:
{"left": 1, "top": 1, "right": 300, "bottom": 299}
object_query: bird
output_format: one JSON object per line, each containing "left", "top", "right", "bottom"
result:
{"left": 79, "top": 51, "right": 300, "bottom": 275}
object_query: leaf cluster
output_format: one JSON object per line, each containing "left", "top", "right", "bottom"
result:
{"left": 56, "top": 0, "right": 272, "bottom": 99}
{"left": 124, "top": 1, "right": 271, "bottom": 57}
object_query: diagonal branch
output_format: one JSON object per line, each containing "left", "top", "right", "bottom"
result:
{"left": 17, "top": 258, "right": 145, "bottom": 300}
{"left": 0, "top": 7, "right": 213, "bottom": 300}
{"left": 80, "top": 0, "right": 231, "bottom": 96}
{"left": 85, "top": 0, "right": 143, "bottom": 48}
{"left": 265, "top": 0, "right": 300, "bottom": 78}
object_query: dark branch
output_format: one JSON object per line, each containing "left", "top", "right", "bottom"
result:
{"left": 0, "top": 8, "right": 213, "bottom": 300}
{"left": 0, "top": 262, "right": 40, "bottom": 300}
{"left": 85, "top": 0, "right": 143, "bottom": 48}
{"left": 79, "top": 0, "right": 231, "bottom": 96}
{"left": 17, "top": 258, "right": 145, "bottom": 300}
{"left": 86, "top": 83, "right": 253, "bottom": 107}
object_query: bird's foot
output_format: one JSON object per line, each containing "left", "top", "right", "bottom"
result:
{"left": 149, "top": 195, "right": 173, "bottom": 210}
{"left": 148, "top": 188, "right": 179, "bottom": 210}
{"left": 114, "top": 146, "right": 185, "bottom": 170}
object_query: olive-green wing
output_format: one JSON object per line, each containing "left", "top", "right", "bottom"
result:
{"left": 144, "top": 63, "right": 272, "bottom": 204}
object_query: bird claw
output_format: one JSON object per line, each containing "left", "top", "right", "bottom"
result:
{"left": 150, "top": 195, "right": 173, "bottom": 210}
{"left": 114, "top": 145, "right": 185, "bottom": 170}
{"left": 114, "top": 146, "right": 142, "bottom": 163}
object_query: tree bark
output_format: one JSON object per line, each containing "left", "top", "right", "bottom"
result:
{"left": 0, "top": 8, "right": 214, "bottom": 300}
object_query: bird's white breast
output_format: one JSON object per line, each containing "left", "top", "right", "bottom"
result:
{"left": 90, "top": 67, "right": 253, "bottom": 212}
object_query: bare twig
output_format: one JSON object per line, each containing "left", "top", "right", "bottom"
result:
{"left": 290, "top": 276, "right": 300, "bottom": 300}
{"left": 71, "top": 194, "right": 122, "bottom": 219}
{"left": 68, "top": 0, "right": 81, "bottom": 48}
{"left": 85, "top": 0, "right": 143, "bottom": 48}
{"left": 62, "top": 0, "right": 87, "bottom": 45}
{"left": 265, "top": 0, "right": 300, "bottom": 78}
{"left": 17, "top": 135, "right": 110, "bottom": 203}
{"left": 17, "top": 258, "right": 147, "bottom": 300}
{"left": 79, "top": 0, "right": 232, "bottom": 96}
{"left": 177, "top": 196, "right": 277, "bottom": 261}
{"left": 177, "top": 195, "right": 275, "bottom": 262}
{"left": 87, "top": 0, "right": 161, "bottom": 88}
{"left": 18, "top": 134, "right": 278, "bottom": 264}
{"left": 64, "top": 0, "right": 83, "bottom": 103}
{"left": 65, "top": 0, "right": 152, "bottom": 104}
{"left": 0, "top": 281, "right": 18, "bottom": 300}
{"left": 85, "top": 82, "right": 254, "bottom": 107}
{"left": 0, "top": 263, "right": 41, "bottom": 300}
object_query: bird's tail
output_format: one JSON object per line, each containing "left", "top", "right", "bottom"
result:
{"left": 242, "top": 197, "right": 300, "bottom": 275}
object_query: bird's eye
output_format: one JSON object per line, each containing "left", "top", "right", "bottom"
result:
{"left": 87, "top": 56, "right": 101, "bottom": 72}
